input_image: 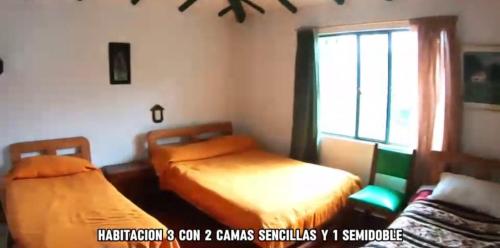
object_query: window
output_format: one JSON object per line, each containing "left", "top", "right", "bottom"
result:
{"left": 318, "top": 29, "right": 418, "bottom": 147}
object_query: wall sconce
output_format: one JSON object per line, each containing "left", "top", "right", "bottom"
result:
{"left": 0, "top": 58, "right": 3, "bottom": 75}
{"left": 150, "top": 104, "right": 164, "bottom": 123}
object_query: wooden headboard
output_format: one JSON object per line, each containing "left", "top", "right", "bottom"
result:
{"left": 146, "top": 122, "right": 233, "bottom": 151}
{"left": 427, "top": 151, "right": 500, "bottom": 183}
{"left": 9, "top": 137, "right": 91, "bottom": 166}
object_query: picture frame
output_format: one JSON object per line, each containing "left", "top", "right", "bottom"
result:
{"left": 109, "top": 42, "right": 131, "bottom": 85}
{"left": 463, "top": 45, "right": 500, "bottom": 111}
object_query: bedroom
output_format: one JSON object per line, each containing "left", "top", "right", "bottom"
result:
{"left": 0, "top": 0, "right": 499, "bottom": 247}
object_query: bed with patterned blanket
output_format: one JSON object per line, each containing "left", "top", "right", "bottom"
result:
{"left": 364, "top": 199, "right": 500, "bottom": 248}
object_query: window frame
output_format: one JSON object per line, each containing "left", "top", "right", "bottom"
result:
{"left": 318, "top": 28, "right": 412, "bottom": 146}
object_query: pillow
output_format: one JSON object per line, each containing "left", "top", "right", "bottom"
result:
{"left": 153, "top": 135, "right": 258, "bottom": 164}
{"left": 7, "top": 155, "right": 96, "bottom": 180}
{"left": 151, "top": 135, "right": 258, "bottom": 176}
{"left": 429, "top": 172, "right": 500, "bottom": 218}
{"left": 409, "top": 185, "right": 435, "bottom": 203}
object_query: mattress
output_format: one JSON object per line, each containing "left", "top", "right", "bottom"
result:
{"left": 363, "top": 199, "right": 500, "bottom": 247}
{"left": 5, "top": 169, "right": 180, "bottom": 248}
{"left": 158, "top": 149, "right": 361, "bottom": 248}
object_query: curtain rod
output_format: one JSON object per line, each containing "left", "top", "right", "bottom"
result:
{"left": 296, "top": 19, "right": 411, "bottom": 32}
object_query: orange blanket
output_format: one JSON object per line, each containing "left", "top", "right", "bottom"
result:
{"left": 156, "top": 149, "right": 361, "bottom": 248}
{"left": 5, "top": 170, "right": 180, "bottom": 248}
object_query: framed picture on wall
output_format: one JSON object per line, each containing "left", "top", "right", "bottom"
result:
{"left": 463, "top": 45, "right": 500, "bottom": 111}
{"left": 109, "top": 42, "right": 131, "bottom": 85}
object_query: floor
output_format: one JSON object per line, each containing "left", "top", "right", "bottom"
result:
{"left": 141, "top": 192, "right": 391, "bottom": 248}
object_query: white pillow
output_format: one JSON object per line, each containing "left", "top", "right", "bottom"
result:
{"left": 429, "top": 172, "right": 500, "bottom": 218}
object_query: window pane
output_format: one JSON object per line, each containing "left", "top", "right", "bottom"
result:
{"left": 318, "top": 35, "right": 358, "bottom": 136}
{"left": 358, "top": 33, "right": 388, "bottom": 141}
{"left": 389, "top": 31, "right": 418, "bottom": 147}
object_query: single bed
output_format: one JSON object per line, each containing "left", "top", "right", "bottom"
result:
{"left": 3, "top": 137, "right": 180, "bottom": 248}
{"left": 364, "top": 152, "right": 500, "bottom": 248}
{"left": 147, "top": 122, "right": 361, "bottom": 248}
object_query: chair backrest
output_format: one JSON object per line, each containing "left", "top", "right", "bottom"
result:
{"left": 319, "top": 136, "right": 377, "bottom": 186}
{"left": 369, "top": 146, "right": 416, "bottom": 194}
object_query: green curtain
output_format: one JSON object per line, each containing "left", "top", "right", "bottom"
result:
{"left": 289, "top": 28, "right": 319, "bottom": 163}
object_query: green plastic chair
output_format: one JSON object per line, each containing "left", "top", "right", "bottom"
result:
{"left": 348, "top": 145, "right": 416, "bottom": 216}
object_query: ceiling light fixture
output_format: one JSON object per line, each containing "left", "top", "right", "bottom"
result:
{"left": 179, "top": 0, "right": 298, "bottom": 23}
{"left": 177, "top": 0, "right": 392, "bottom": 23}
{"left": 77, "top": 0, "right": 393, "bottom": 23}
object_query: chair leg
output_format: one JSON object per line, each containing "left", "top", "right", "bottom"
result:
{"left": 385, "top": 212, "right": 399, "bottom": 223}
{"left": 345, "top": 201, "right": 359, "bottom": 227}
{"left": 352, "top": 207, "right": 373, "bottom": 228}
{"left": 7, "top": 232, "right": 14, "bottom": 248}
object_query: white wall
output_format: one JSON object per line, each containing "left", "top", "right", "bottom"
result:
{"left": 2, "top": 0, "right": 500, "bottom": 174}
{"left": 0, "top": 0, "right": 235, "bottom": 170}
{"left": 231, "top": 0, "right": 500, "bottom": 162}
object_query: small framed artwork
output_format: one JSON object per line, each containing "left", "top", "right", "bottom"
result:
{"left": 463, "top": 45, "right": 500, "bottom": 111}
{"left": 109, "top": 42, "right": 131, "bottom": 85}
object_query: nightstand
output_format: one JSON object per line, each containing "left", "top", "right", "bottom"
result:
{"left": 101, "top": 161, "right": 159, "bottom": 207}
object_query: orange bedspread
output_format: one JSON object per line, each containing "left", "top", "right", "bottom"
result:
{"left": 5, "top": 170, "right": 180, "bottom": 248}
{"left": 157, "top": 149, "right": 361, "bottom": 248}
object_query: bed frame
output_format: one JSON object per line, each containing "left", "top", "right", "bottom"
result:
{"left": 5, "top": 136, "right": 91, "bottom": 248}
{"left": 427, "top": 151, "right": 500, "bottom": 184}
{"left": 9, "top": 136, "right": 91, "bottom": 166}
{"left": 146, "top": 122, "right": 233, "bottom": 153}
{"left": 146, "top": 122, "right": 354, "bottom": 248}
{"left": 146, "top": 122, "right": 500, "bottom": 184}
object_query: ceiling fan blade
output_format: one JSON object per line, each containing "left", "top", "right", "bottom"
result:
{"left": 228, "top": 0, "right": 246, "bottom": 23}
{"left": 278, "top": 0, "right": 297, "bottom": 13}
{"left": 218, "top": 5, "right": 232, "bottom": 17}
{"left": 178, "top": 0, "right": 197, "bottom": 12}
{"left": 242, "top": 0, "right": 265, "bottom": 14}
